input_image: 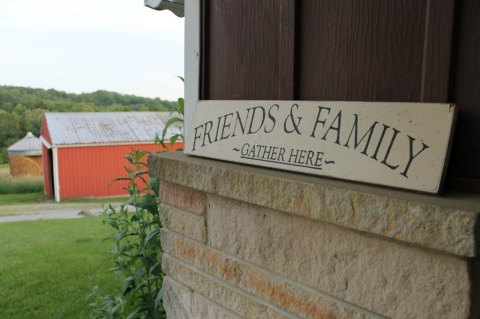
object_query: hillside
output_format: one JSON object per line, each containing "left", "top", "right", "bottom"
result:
{"left": 0, "top": 85, "right": 177, "bottom": 163}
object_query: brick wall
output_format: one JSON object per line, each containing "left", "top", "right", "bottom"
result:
{"left": 150, "top": 152, "right": 480, "bottom": 319}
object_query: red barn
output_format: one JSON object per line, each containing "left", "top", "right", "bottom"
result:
{"left": 40, "top": 112, "right": 182, "bottom": 202}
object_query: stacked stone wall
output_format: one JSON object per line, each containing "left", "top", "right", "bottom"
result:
{"left": 150, "top": 152, "right": 480, "bottom": 319}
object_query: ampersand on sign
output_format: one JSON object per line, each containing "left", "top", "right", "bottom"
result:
{"left": 284, "top": 103, "right": 303, "bottom": 134}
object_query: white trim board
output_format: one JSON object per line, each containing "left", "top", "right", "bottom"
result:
{"left": 40, "top": 136, "right": 52, "bottom": 149}
{"left": 184, "top": 0, "right": 200, "bottom": 140}
{"left": 52, "top": 146, "right": 61, "bottom": 202}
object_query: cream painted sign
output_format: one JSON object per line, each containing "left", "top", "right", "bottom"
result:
{"left": 185, "top": 101, "right": 456, "bottom": 193}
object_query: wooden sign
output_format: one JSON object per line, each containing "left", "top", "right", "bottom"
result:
{"left": 185, "top": 101, "right": 457, "bottom": 193}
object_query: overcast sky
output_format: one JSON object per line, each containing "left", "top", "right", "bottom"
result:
{"left": 0, "top": 0, "right": 184, "bottom": 100}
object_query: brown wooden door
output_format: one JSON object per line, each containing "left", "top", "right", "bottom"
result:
{"left": 201, "top": 0, "right": 480, "bottom": 193}
{"left": 447, "top": 0, "right": 480, "bottom": 191}
{"left": 203, "top": 0, "right": 287, "bottom": 99}
{"left": 298, "top": 0, "right": 453, "bottom": 103}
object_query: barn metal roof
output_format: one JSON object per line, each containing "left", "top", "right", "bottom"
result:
{"left": 43, "top": 112, "right": 181, "bottom": 146}
{"left": 7, "top": 132, "right": 42, "bottom": 156}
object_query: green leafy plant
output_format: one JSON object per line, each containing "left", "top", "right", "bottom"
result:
{"left": 88, "top": 150, "right": 165, "bottom": 319}
{"left": 156, "top": 76, "right": 184, "bottom": 150}
{"left": 88, "top": 287, "right": 125, "bottom": 319}
{"left": 90, "top": 77, "right": 185, "bottom": 319}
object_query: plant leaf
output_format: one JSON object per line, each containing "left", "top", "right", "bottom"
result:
{"left": 177, "top": 97, "right": 184, "bottom": 115}
{"left": 121, "top": 276, "right": 135, "bottom": 296}
{"left": 161, "top": 117, "right": 183, "bottom": 139}
{"left": 144, "top": 229, "right": 160, "bottom": 247}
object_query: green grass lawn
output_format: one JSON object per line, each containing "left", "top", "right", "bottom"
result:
{"left": 0, "top": 173, "right": 44, "bottom": 195}
{"left": 0, "top": 164, "right": 45, "bottom": 205}
{"left": 0, "top": 192, "right": 45, "bottom": 205}
{"left": 0, "top": 217, "right": 119, "bottom": 319}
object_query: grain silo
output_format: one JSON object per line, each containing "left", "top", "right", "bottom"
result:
{"left": 7, "top": 132, "right": 43, "bottom": 176}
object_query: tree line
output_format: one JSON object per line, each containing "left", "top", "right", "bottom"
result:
{"left": 0, "top": 85, "right": 176, "bottom": 164}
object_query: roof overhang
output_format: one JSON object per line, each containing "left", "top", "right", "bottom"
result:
{"left": 145, "top": 0, "right": 184, "bottom": 17}
{"left": 39, "top": 140, "right": 183, "bottom": 149}
{"left": 40, "top": 136, "right": 52, "bottom": 149}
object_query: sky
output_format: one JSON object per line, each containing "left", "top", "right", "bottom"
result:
{"left": 0, "top": 0, "right": 184, "bottom": 100}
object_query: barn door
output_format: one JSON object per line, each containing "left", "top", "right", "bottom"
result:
{"left": 447, "top": 0, "right": 480, "bottom": 192}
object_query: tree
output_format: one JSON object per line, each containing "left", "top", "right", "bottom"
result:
{"left": 0, "top": 148, "right": 7, "bottom": 164}
{"left": 24, "top": 109, "right": 46, "bottom": 135}
{"left": 12, "top": 103, "right": 27, "bottom": 116}
{"left": 0, "top": 110, "right": 21, "bottom": 147}
{"left": 71, "top": 103, "right": 94, "bottom": 112}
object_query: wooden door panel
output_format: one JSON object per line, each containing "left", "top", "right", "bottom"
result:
{"left": 202, "top": 0, "right": 480, "bottom": 192}
{"left": 205, "top": 0, "right": 295, "bottom": 100}
{"left": 298, "top": 0, "right": 454, "bottom": 102}
{"left": 448, "top": 0, "right": 480, "bottom": 185}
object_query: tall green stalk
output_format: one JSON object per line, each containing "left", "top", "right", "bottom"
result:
{"left": 89, "top": 79, "right": 184, "bottom": 319}
{"left": 89, "top": 149, "right": 164, "bottom": 319}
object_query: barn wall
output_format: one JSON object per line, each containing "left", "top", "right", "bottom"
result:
{"left": 57, "top": 143, "right": 182, "bottom": 200}
{"left": 40, "top": 117, "right": 52, "bottom": 145}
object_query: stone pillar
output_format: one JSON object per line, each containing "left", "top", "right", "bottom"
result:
{"left": 149, "top": 152, "right": 480, "bottom": 319}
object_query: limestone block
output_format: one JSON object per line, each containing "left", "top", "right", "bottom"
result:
{"left": 163, "top": 276, "right": 241, "bottom": 319}
{"left": 207, "top": 195, "right": 471, "bottom": 319}
{"left": 161, "top": 229, "right": 383, "bottom": 319}
{"left": 163, "top": 254, "right": 299, "bottom": 319}
{"left": 160, "top": 204, "right": 206, "bottom": 243}
{"left": 149, "top": 152, "right": 480, "bottom": 257}
{"left": 160, "top": 181, "right": 205, "bottom": 215}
